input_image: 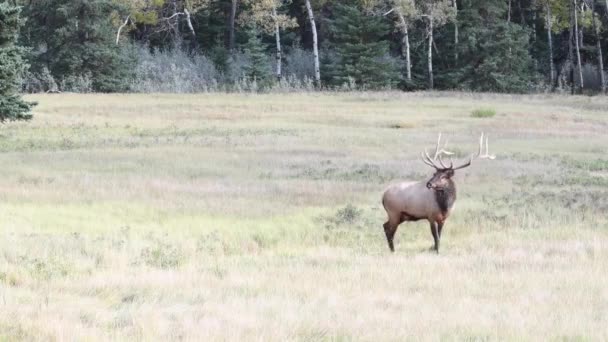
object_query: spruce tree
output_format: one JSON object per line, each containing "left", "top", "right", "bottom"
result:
{"left": 0, "top": 2, "right": 33, "bottom": 122}
{"left": 325, "top": 2, "right": 398, "bottom": 89}
{"left": 454, "top": 0, "right": 534, "bottom": 93}
{"left": 243, "top": 27, "right": 272, "bottom": 87}
{"left": 21, "top": 0, "right": 135, "bottom": 92}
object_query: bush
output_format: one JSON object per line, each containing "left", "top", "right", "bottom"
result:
{"left": 131, "top": 46, "right": 221, "bottom": 93}
{"left": 318, "top": 204, "right": 367, "bottom": 230}
{"left": 22, "top": 67, "right": 58, "bottom": 93}
{"left": 284, "top": 46, "right": 315, "bottom": 81}
{"left": 471, "top": 108, "right": 497, "bottom": 118}
{"left": 140, "top": 239, "right": 183, "bottom": 269}
{"left": 61, "top": 73, "right": 93, "bottom": 93}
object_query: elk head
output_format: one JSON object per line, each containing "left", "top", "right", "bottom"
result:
{"left": 421, "top": 133, "right": 495, "bottom": 191}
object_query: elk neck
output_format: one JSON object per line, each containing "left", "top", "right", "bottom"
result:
{"left": 434, "top": 179, "right": 456, "bottom": 214}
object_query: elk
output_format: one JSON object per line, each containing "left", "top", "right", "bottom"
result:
{"left": 382, "top": 133, "right": 495, "bottom": 253}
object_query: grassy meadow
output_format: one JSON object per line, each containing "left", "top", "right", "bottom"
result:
{"left": 0, "top": 92, "right": 607, "bottom": 340}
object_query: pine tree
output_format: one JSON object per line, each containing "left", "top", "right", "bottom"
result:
{"left": 454, "top": 0, "right": 534, "bottom": 93}
{"left": 21, "top": 0, "right": 135, "bottom": 92}
{"left": 243, "top": 27, "right": 272, "bottom": 86}
{"left": 0, "top": 2, "right": 34, "bottom": 122}
{"left": 325, "top": 2, "right": 399, "bottom": 89}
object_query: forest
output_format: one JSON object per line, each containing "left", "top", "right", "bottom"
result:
{"left": 4, "top": 0, "right": 608, "bottom": 95}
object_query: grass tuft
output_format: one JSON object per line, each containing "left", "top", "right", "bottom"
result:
{"left": 471, "top": 107, "right": 497, "bottom": 118}
{"left": 389, "top": 122, "right": 415, "bottom": 129}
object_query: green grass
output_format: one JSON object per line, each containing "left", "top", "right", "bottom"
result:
{"left": 471, "top": 107, "right": 497, "bottom": 118}
{"left": 0, "top": 92, "right": 607, "bottom": 340}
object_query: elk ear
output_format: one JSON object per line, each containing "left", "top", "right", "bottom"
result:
{"left": 446, "top": 169, "right": 455, "bottom": 178}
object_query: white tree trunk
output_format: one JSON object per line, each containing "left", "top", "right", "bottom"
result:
{"left": 228, "top": 0, "right": 238, "bottom": 51}
{"left": 305, "top": 0, "right": 321, "bottom": 85}
{"left": 508, "top": 0, "right": 512, "bottom": 23}
{"left": 396, "top": 9, "right": 411, "bottom": 81}
{"left": 546, "top": 4, "right": 555, "bottom": 88}
{"left": 573, "top": 0, "right": 584, "bottom": 91}
{"left": 591, "top": 0, "right": 605, "bottom": 92}
{"left": 428, "top": 17, "right": 434, "bottom": 90}
{"left": 184, "top": 9, "right": 196, "bottom": 38}
{"left": 531, "top": 0, "right": 537, "bottom": 44}
{"left": 568, "top": 1, "right": 575, "bottom": 94}
{"left": 453, "top": 0, "right": 458, "bottom": 63}
{"left": 116, "top": 15, "right": 130, "bottom": 45}
{"left": 272, "top": 6, "right": 282, "bottom": 80}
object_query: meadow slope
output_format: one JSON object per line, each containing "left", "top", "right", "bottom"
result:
{"left": 1, "top": 92, "right": 607, "bottom": 340}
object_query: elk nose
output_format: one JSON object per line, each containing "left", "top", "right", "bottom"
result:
{"left": 426, "top": 182, "right": 432, "bottom": 189}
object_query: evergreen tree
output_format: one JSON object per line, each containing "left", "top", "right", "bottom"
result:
{"left": 21, "top": 0, "right": 135, "bottom": 92}
{"left": 243, "top": 27, "right": 272, "bottom": 86}
{"left": 0, "top": 2, "right": 33, "bottom": 121}
{"left": 454, "top": 0, "right": 535, "bottom": 93}
{"left": 324, "top": 2, "right": 399, "bottom": 89}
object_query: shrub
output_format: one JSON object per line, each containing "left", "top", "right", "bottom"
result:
{"left": 60, "top": 73, "right": 93, "bottom": 93}
{"left": 140, "top": 239, "right": 183, "bottom": 269}
{"left": 131, "top": 46, "right": 220, "bottom": 93}
{"left": 471, "top": 108, "right": 497, "bottom": 118}
{"left": 22, "top": 67, "right": 58, "bottom": 93}
{"left": 284, "top": 46, "right": 315, "bottom": 81}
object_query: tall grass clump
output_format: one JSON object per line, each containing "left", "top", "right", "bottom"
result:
{"left": 471, "top": 107, "right": 497, "bottom": 118}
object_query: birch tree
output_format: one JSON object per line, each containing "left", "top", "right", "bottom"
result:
{"left": 573, "top": 0, "right": 584, "bottom": 92}
{"left": 241, "top": 0, "right": 298, "bottom": 80}
{"left": 538, "top": 0, "right": 567, "bottom": 88}
{"left": 115, "top": 0, "right": 209, "bottom": 48}
{"left": 228, "top": 0, "right": 238, "bottom": 51}
{"left": 542, "top": 0, "right": 556, "bottom": 87}
{"left": 453, "top": 0, "right": 458, "bottom": 63}
{"left": 419, "top": 0, "right": 454, "bottom": 89}
{"left": 588, "top": 0, "right": 605, "bottom": 92}
{"left": 304, "top": 0, "right": 321, "bottom": 85}
{"left": 393, "top": 0, "right": 418, "bottom": 82}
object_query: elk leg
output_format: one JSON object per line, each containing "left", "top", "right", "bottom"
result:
{"left": 383, "top": 221, "right": 398, "bottom": 252}
{"left": 429, "top": 221, "right": 439, "bottom": 253}
{"left": 438, "top": 222, "right": 444, "bottom": 239}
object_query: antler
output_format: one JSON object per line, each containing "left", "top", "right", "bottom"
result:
{"left": 422, "top": 133, "right": 496, "bottom": 170}
{"left": 421, "top": 133, "right": 455, "bottom": 170}
{"left": 452, "top": 132, "right": 496, "bottom": 170}
{"left": 432, "top": 133, "right": 455, "bottom": 160}
{"left": 475, "top": 132, "right": 496, "bottom": 160}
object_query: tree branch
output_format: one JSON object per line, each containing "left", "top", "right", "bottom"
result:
{"left": 184, "top": 8, "right": 196, "bottom": 37}
{"left": 116, "top": 15, "right": 131, "bottom": 45}
{"left": 383, "top": 8, "right": 395, "bottom": 16}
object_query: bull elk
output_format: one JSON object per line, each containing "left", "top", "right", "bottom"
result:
{"left": 382, "top": 133, "right": 495, "bottom": 253}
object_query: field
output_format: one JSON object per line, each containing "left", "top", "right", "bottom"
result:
{"left": 0, "top": 92, "right": 607, "bottom": 340}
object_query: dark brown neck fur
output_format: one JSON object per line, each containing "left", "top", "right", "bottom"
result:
{"left": 434, "top": 179, "right": 456, "bottom": 214}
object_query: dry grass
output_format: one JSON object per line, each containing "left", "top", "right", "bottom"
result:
{"left": 0, "top": 92, "right": 607, "bottom": 340}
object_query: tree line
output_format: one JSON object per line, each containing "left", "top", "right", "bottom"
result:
{"left": 2, "top": 0, "right": 608, "bottom": 101}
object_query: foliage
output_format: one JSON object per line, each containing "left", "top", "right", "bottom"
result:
{"left": 323, "top": 2, "right": 399, "bottom": 89}
{"left": 10, "top": 0, "right": 608, "bottom": 93}
{"left": 0, "top": 2, "right": 34, "bottom": 121}
{"left": 131, "top": 45, "right": 220, "bottom": 93}
{"left": 453, "top": 0, "right": 535, "bottom": 93}
{"left": 240, "top": 0, "right": 298, "bottom": 33}
{"left": 242, "top": 27, "right": 273, "bottom": 88}
{"left": 21, "top": 0, "right": 136, "bottom": 92}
